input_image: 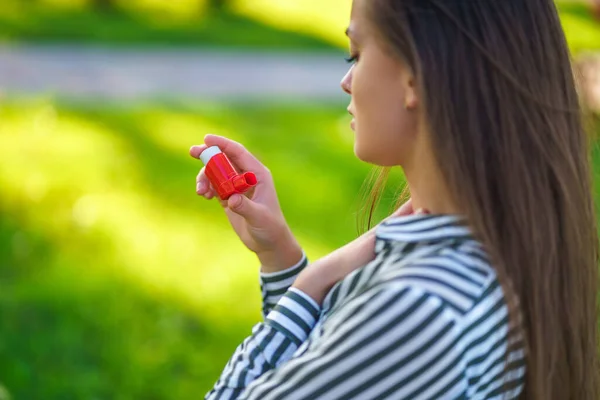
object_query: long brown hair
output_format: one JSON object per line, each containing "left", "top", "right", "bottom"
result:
{"left": 362, "top": 0, "right": 599, "bottom": 398}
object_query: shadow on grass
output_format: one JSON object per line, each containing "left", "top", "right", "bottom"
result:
{"left": 0, "top": 4, "right": 338, "bottom": 50}
{"left": 0, "top": 209, "right": 252, "bottom": 399}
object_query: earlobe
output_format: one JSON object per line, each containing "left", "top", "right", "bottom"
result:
{"left": 404, "top": 75, "right": 418, "bottom": 111}
{"left": 405, "top": 92, "right": 418, "bottom": 111}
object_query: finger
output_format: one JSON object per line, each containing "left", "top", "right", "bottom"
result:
{"left": 205, "top": 190, "right": 216, "bottom": 200}
{"left": 203, "top": 134, "right": 266, "bottom": 174}
{"left": 190, "top": 144, "right": 209, "bottom": 159}
{"left": 227, "top": 194, "right": 266, "bottom": 226}
{"left": 196, "top": 181, "right": 211, "bottom": 196}
{"left": 203, "top": 183, "right": 218, "bottom": 198}
{"left": 196, "top": 172, "right": 211, "bottom": 196}
{"left": 196, "top": 167, "right": 205, "bottom": 184}
{"left": 393, "top": 198, "right": 414, "bottom": 217}
{"left": 196, "top": 168, "right": 212, "bottom": 195}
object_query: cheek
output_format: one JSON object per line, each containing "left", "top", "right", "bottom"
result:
{"left": 352, "top": 68, "right": 417, "bottom": 166}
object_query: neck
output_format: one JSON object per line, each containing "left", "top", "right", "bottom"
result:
{"left": 403, "top": 138, "right": 459, "bottom": 215}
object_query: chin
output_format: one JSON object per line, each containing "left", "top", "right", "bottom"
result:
{"left": 354, "top": 142, "right": 399, "bottom": 167}
{"left": 354, "top": 142, "right": 377, "bottom": 164}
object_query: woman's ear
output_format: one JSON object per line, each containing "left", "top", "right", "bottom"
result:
{"left": 404, "top": 75, "right": 418, "bottom": 110}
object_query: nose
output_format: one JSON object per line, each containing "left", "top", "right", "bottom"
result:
{"left": 340, "top": 66, "right": 353, "bottom": 95}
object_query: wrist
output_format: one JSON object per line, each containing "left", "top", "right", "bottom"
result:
{"left": 258, "top": 234, "right": 303, "bottom": 273}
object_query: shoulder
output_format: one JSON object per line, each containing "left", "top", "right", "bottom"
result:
{"left": 322, "top": 241, "right": 511, "bottom": 351}
{"left": 374, "top": 239, "right": 502, "bottom": 319}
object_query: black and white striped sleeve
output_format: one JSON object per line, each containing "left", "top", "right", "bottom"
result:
{"left": 205, "top": 287, "right": 320, "bottom": 400}
{"left": 238, "top": 283, "right": 463, "bottom": 400}
{"left": 259, "top": 252, "right": 308, "bottom": 319}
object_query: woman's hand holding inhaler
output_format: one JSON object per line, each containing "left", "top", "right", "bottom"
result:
{"left": 190, "top": 135, "right": 419, "bottom": 305}
{"left": 190, "top": 135, "right": 303, "bottom": 273}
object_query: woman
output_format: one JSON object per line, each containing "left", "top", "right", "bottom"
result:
{"left": 191, "top": 0, "right": 599, "bottom": 398}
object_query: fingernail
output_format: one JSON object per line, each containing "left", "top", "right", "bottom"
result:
{"left": 197, "top": 182, "right": 205, "bottom": 192}
{"left": 230, "top": 195, "right": 242, "bottom": 208}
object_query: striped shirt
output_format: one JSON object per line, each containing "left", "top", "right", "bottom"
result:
{"left": 206, "top": 214, "right": 526, "bottom": 399}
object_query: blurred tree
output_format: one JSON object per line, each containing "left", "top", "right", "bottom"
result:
{"left": 206, "top": 0, "right": 229, "bottom": 11}
{"left": 91, "top": 0, "right": 114, "bottom": 12}
{"left": 593, "top": 0, "right": 600, "bottom": 20}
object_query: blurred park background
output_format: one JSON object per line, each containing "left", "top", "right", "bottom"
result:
{"left": 0, "top": 0, "right": 598, "bottom": 398}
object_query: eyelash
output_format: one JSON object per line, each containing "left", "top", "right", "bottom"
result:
{"left": 345, "top": 54, "right": 359, "bottom": 64}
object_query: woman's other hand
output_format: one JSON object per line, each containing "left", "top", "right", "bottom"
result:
{"left": 292, "top": 199, "right": 419, "bottom": 304}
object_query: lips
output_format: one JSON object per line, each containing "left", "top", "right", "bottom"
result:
{"left": 347, "top": 107, "right": 355, "bottom": 130}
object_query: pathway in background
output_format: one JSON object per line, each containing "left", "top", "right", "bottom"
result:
{"left": 0, "top": 44, "right": 348, "bottom": 101}
{"left": 0, "top": 44, "right": 598, "bottom": 110}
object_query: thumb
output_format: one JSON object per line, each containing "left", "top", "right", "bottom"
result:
{"left": 227, "top": 194, "right": 264, "bottom": 224}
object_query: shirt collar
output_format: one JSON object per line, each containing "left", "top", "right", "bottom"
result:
{"left": 375, "top": 213, "right": 473, "bottom": 252}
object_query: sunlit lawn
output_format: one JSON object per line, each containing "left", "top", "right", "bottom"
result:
{"left": 0, "top": 0, "right": 598, "bottom": 52}
{"left": 0, "top": 99, "right": 412, "bottom": 398}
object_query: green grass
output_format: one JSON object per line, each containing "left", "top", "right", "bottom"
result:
{"left": 0, "top": 0, "right": 597, "bottom": 52}
{"left": 0, "top": 99, "right": 408, "bottom": 399}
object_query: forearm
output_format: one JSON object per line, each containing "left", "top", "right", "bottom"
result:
{"left": 206, "top": 288, "right": 320, "bottom": 400}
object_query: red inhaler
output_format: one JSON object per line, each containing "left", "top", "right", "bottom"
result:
{"left": 199, "top": 146, "right": 257, "bottom": 200}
